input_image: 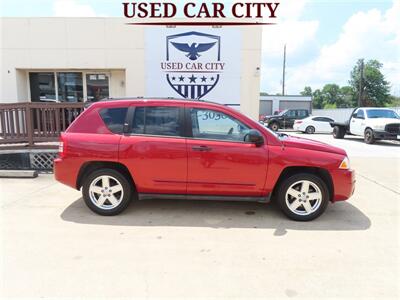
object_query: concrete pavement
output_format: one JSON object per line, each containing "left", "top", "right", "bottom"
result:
{"left": 1, "top": 133, "right": 399, "bottom": 299}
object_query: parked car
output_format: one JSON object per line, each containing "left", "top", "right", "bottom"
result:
{"left": 293, "top": 116, "right": 335, "bottom": 134}
{"left": 263, "top": 109, "right": 310, "bottom": 131}
{"left": 54, "top": 98, "right": 355, "bottom": 221}
{"left": 331, "top": 107, "right": 400, "bottom": 144}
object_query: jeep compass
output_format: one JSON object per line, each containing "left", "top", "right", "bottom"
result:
{"left": 54, "top": 98, "right": 355, "bottom": 221}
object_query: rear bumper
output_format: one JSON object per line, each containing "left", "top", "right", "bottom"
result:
{"left": 293, "top": 124, "right": 301, "bottom": 131}
{"left": 331, "top": 168, "right": 356, "bottom": 202}
{"left": 373, "top": 130, "right": 400, "bottom": 140}
{"left": 54, "top": 158, "right": 80, "bottom": 189}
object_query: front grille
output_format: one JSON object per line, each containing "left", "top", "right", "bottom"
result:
{"left": 385, "top": 123, "right": 400, "bottom": 134}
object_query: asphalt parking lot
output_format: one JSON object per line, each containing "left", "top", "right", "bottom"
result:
{"left": 1, "top": 133, "right": 399, "bottom": 299}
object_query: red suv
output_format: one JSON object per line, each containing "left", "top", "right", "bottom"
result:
{"left": 54, "top": 98, "right": 355, "bottom": 221}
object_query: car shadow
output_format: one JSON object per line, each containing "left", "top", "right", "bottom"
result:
{"left": 344, "top": 137, "right": 400, "bottom": 147}
{"left": 61, "top": 198, "right": 371, "bottom": 234}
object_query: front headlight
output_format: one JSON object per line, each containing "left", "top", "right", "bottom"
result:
{"left": 373, "top": 124, "right": 385, "bottom": 131}
{"left": 339, "top": 157, "right": 350, "bottom": 170}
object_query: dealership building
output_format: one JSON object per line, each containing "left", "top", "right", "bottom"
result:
{"left": 1, "top": 17, "right": 264, "bottom": 118}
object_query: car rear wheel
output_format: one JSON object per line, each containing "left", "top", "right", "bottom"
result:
{"left": 276, "top": 173, "right": 329, "bottom": 221}
{"left": 305, "top": 126, "right": 315, "bottom": 134}
{"left": 82, "top": 168, "right": 133, "bottom": 216}
{"left": 364, "top": 128, "right": 375, "bottom": 144}
{"left": 333, "top": 126, "right": 345, "bottom": 139}
{"left": 270, "top": 122, "right": 279, "bottom": 131}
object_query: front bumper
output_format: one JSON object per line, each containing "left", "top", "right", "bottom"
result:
{"left": 331, "top": 168, "right": 356, "bottom": 202}
{"left": 373, "top": 130, "right": 400, "bottom": 140}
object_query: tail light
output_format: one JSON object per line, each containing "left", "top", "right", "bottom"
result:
{"left": 294, "top": 120, "right": 303, "bottom": 124}
{"left": 59, "top": 134, "right": 66, "bottom": 158}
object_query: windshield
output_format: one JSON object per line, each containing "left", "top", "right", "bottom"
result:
{"left": 366, "top": 109, "right": 400, "bottom": 119}
{"left": 278, "top": 110, "right": 288, "bottom": 116}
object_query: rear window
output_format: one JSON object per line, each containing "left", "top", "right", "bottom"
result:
{"left": 99, "top": 107, "right": 128, "bottom": 134}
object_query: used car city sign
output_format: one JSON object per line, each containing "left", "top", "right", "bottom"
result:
{"left": 122, "top": 1, "right": 280, "bottom": 23}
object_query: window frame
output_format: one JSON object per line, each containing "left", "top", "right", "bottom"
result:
{"left": 27, "top": 70, "right": 111, "bottom": 102}
{"left": 184, "top": 107, "right": 253, "bottom": 144}
{"left": 125, "top": 105, "right": 186, "bottom": 139}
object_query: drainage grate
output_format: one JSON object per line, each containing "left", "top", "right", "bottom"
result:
{"left": 30, "top": 152, "right": 58, "bottom": 170}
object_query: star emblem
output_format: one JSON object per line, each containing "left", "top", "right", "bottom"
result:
{"left": 210, "top": 77, "right": 215, "bottom": 81}
{"left": 171, "top": 76, "right": 176, "bottom": 81}
{"left": 189, "top": 75, "right": 197, "bottom": 83}
{"left": 201, "top": 76, "right": 207, "bottom": 82}
{"left": 178, "top": 76, "right": 184, "bottom": 82}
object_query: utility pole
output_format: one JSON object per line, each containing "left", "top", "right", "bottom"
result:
{"left": 282, "top": 44, "right": 286, "bottom": 96}
{"left": 358, "top": 59, "right": 364, "bottom": 107}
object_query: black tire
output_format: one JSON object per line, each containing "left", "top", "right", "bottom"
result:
{"left": 269, "top": 122, "right": 279, "bottom": 131}
{"left": 364, "top": 128, "right": 375, "bottom": 144}
{"left": 82, "top": 168, "right": 133, "bottom": 216}
{"left": 305, "top": 126, "right": 315, "bottom": 134}
{"left": 276, "top": 173, "right": 329, "bottom": 221}
{"left": 333, "top": 126, "right": 345, "bottom": 139}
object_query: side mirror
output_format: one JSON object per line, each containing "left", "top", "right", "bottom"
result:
{"left": 352, "top": 113, "right": 357, "bottom": 118}
{"left": 244, "top": 129, "right": 264, "bottom": 146}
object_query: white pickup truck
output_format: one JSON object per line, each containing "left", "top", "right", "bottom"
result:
{"left": 331, "top": 107, "right": 400, "bottom": 144}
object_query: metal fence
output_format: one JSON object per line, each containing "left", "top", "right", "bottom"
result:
{"left": 0, "top": 102, "right": 84, "bottom": 146}
{"left": 312, "top": 107, "right": 400, "bottom": 122}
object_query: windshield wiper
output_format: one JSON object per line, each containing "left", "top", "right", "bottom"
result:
{"left": 277, "top": 132, "right": 289, "bottom": 138}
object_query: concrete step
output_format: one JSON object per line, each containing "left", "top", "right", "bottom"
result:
{"left": 0, "top": 170, "right": 38, "bottom": 178}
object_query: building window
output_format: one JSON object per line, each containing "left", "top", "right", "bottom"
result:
{"left": 86, "top": 74, "right": 109, "bottom": 102}
{"left": 29, "top": 73, "right": 57, "bottom": 102}
{"left": 57, "top": 72, "right": 83, "bottom": 102}
{"left": 28, "top": 71, "right": 110, "bottom": 103}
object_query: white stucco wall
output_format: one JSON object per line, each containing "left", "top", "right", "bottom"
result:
{"left": 0, "top": 17, "right": 262, "bottom": 118}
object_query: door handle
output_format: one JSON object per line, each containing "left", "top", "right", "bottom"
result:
{"left": 192, "top": 145, "right": 212, "bottom": 152}
{"left": 351, "top": 120, "right": 355, "bottom": 122}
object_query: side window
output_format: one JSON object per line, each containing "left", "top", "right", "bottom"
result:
{"left": 297, "top": 110, "right": 307, "bottom": 118}
{"left": 323, "top": 117, "right": 334, "bottom": 122}
{"left": 356, "top": 109, "right": 365, "bottom": 119}
{"left": 131, "top": 106, "right": 181, "bottom": 137}
{"left": 312, "top": 117, "right": 322, "bottom": 121}
{"left": 286, "top": 110, "right": 296, "bottom": 117}
{"left": 190, "top": 108, "right": 250, "bottom": 142}
{"left": 99, "top": 107, "right": 128, "bottom": 134}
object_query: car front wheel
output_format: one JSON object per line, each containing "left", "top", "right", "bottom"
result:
{"left": 82, "top": 168, "right": 133, "bottom": 216}
{"left": 270, "top": 122, "right": 279, "bottom": 131}
{"left": 276, "top": 173, "right": 329, "bottom": 221}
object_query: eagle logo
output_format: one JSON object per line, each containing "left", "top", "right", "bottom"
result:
{"left": 165, "top": 31, "right": 221, "bottom": 99}
{"left": 171, "top": 42, "right": 216, "bottom": 61}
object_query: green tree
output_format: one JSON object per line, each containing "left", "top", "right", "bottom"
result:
{"left": 339, "top": 86, "right": 356, "bottom": 107}
{"left": 300, "top": 86, "right": 312, "bottom": 96}
{"left": 312, "top": 89, "right": 324, "bottom": 109}
{"left": 321, "top": 84, "right": 341, "bottom": 106}
{"left": 349, "top": 59, "right": 391, "bottom": 106}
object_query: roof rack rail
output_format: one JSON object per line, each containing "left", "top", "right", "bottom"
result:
{"left": 85, "top": 96, "right": 225, "bottom": 107}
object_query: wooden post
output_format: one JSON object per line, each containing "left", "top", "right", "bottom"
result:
{"left": 25, "top": 103, "right": 34, "bottom": 146}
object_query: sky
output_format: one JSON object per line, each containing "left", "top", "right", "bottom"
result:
{"left": 1, "top": 0, "right": 399, "bottom": 96}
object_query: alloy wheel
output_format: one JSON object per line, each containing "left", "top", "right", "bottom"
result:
{"left": 88, "top": 175, "right": 124, "bottom": 210}
{"left": 285, "top": 180, "right": 322, "bottom": 216}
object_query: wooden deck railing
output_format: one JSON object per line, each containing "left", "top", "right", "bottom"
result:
{"left": 0, "top": 102, "right": 85, "bottom": 146}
